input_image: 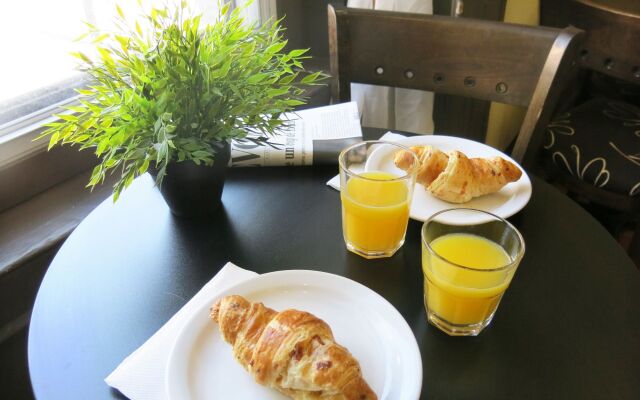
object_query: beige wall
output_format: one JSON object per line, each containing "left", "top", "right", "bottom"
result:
{"left": 485, "top": 0, "right": 540, "bottom": 150}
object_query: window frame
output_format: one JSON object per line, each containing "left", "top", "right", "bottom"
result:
{"left": 0, "top": 88, "right": 83, "bottom": 169}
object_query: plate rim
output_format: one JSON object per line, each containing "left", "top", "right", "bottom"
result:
{"left": 165, "top": 269, "right": 423, "bottom": 400}
{"left": 368, "top": 135, "right": 532, "bottom": 224}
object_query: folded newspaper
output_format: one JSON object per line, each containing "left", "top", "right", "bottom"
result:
{"left": 230, "top": 102, "right": 362, "bottom": 166}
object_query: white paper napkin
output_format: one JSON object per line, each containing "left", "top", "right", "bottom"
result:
{"left": 105, "top": 262, "right": 258, "bottom": 400}
{"left": 326, "top": 131, "right": 408, "bottom": 190}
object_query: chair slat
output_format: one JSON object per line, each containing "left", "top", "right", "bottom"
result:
{"left": 328, "top": 5, "right": 584, "bottom": 167}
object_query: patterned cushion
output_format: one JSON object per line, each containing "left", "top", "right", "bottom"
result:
{"left": 543, "top": 98, "right": 640, "bottom": 196}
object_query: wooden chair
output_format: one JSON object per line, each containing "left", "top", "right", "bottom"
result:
{"left": 327, "top": 4, "right": 584, "bottom": 169}
{"left": 539, "top": 0, "right": 640, "bottom": 265}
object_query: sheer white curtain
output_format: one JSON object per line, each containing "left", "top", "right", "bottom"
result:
{"left": 347, "top": 0, "right": 435, "bottom": 135}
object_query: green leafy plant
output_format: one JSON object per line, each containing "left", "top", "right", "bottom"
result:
{"left": 39, "top": 1, "right": 324, "bottom": 200}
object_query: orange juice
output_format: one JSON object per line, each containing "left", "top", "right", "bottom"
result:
{"left": 341, "top": 171, "right": 410, "bottom": 254}
{"left": 423, "top": 233, "right": 512, "bottom": 325}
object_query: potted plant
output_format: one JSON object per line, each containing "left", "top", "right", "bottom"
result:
{"left": 39, "top": 1, "right": 324, "bottom": 216}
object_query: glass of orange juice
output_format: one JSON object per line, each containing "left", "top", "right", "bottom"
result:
{"left": 421, "top": 208, "right": 525, "bottom": 336}
{"left": 339, "top": 141, "right": 419, "bottom": 259}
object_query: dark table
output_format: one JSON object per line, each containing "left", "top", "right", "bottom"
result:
{"left": 28, "top": 130, "right": 640, "bottom": 400}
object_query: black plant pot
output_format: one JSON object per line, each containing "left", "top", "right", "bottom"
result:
{"left": 150, "top": 142, "right": 231, "bottom": 217}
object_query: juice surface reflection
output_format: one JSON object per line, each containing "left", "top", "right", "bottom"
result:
{"left": 341, "top": 171, "right": 409, "bottom": 254}
{"left": 423, "top": 233, "right": 512, "bottom": 325}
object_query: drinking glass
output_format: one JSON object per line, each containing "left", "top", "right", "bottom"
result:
{"left": 339, "top": 141, "right": 419, "bottom": 259}
{"left": 421, "top": 208, "right": 525, "bottom": 336}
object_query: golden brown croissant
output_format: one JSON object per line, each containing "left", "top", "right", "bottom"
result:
{"left": 394, "top": 145, "right": 522, "bottom": 203}
{"left": 210, "top": 295, "right": 377, "bottom": 400}
{"left": 394, "top": 145, "right": 449, "bottom": 186}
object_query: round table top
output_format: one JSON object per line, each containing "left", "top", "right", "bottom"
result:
{"left": 28, "top": 138, "right": 640, "bottom": 400}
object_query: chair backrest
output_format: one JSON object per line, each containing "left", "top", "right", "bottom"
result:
{"left": 541, "top": 0, "right": 640, "bottom": 83}
{"left": 328, "top": 5, "right": 584, "bottom": 168}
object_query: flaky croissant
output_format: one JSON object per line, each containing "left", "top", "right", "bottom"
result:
{"left": 394, "top": 145, "right": 522, "bottom": 203}
{"left": 394, "top": 145, "right": 449, "bottom": 187}
{"left": 210, "top": 295, "right": 377, "bottom": 400}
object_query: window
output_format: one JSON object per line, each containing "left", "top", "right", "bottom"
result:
{"left": 0, "top": 0, "right": 275, "bottom": 167}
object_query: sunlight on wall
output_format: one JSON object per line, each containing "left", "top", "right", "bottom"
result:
{"left": 485, "top": 0, "right": 540, "bottom": 150}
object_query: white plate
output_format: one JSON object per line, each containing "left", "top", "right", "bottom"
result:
{"left": 366, "top": 135, "right": 532, "bottom": 224}
{"left": 165, "top": 270, "right": 422, "bottom": 400}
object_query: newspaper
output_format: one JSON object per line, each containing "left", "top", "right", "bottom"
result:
{"left": 230, "top": 102, "right": 362, "bottom": 166}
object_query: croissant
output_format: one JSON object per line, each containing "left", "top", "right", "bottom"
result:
{"left": 394, "top": 145, "right": 449, "bottom": 186}
{"left": 210, "top": 295, "right": 377, "bottom": 400}
{"left": 394, "top": 145, "right": 522, "bottom": 203}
